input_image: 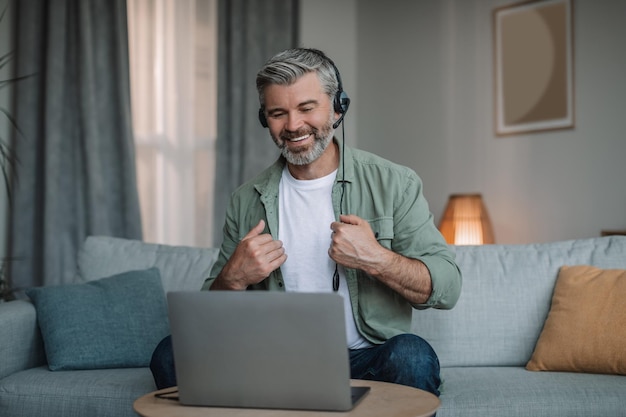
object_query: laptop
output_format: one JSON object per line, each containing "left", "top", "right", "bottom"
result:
{"left": 167, "top": 291, "right": 370, "bottom": 411}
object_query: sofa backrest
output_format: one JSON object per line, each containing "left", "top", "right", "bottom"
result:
{"left": 76, "top": 236, "right": 219, "bottom": 293}
{"left": 411, "top": 236, "right": 626, "bottom": 368}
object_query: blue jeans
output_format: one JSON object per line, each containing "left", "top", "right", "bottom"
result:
{"left": 349, "top": 334, "right": 441, "bottom": 396}
{"left": 150, "top": 335, "right": 177, "bottom": 390}
{"left": 150, "top": 333, "right": 440, "bottom": 396}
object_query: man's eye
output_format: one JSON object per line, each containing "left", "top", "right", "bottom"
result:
{"left": 301, "top": 107, "right": 313, "bottom": 113}
{"left": 269, "top": 112, "right": 285, "bottom": 119}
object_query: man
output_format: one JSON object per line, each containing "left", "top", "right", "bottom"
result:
{"left": 151, "top": 48, "right": 461, "bottom": 396}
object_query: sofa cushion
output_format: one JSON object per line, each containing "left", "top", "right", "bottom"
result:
{"left": 411, "top": 236, "right": 626, "bottom": 367}
{"left": 25, "top": 268, "right": 169, "bottom": 371}
{"left": 0, "top": 366, "right": 155, "bottom": 417}
{"left": 438, "top": 366, "right": 626, "bottom": 417}
{"left": 526, "top": 265, "right": 626, "bottom": 375}
{"left": 76, "top": 235, "right": 219, "bottom": 292}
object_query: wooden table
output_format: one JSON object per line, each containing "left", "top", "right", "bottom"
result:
{"left": 134, "top": 379, "right": 440, "bottom": 417}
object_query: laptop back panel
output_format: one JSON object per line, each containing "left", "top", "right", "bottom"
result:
{"left": 167, "top": 291, "right": 358, "bottom": 411}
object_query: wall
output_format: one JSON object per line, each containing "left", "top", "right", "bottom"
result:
{"left": 2, "top": 1, "right": 624, "bottom": 250}
{"left": 0, "top": 0, "right": 13, "bottom": 260}
{"left": 301, "top": 0, "right": 626, "bottom": 244}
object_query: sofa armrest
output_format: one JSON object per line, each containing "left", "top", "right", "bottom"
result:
{"left": 0, "top": 300, "right": 46, "bottom": 379}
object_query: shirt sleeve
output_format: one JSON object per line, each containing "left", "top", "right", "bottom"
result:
{"left": 201, "top": 192, "right": 244, "bottom": 291}
{"left": 392, "top": 170, "right": 462, "bottom": 310}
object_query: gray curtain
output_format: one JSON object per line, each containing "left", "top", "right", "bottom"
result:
{"left": 9, "top": 0, "right": 142, "bottom": 292}
{"left": 212, "top": 0, "right": 298, "bottom": 246}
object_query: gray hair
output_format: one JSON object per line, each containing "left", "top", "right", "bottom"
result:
{"left": 256, "top": 48, "right": 339, "bottom": 107}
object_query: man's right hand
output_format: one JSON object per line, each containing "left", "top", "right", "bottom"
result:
{"left": 210, "top": 220, "right": 287, "bottom": 290}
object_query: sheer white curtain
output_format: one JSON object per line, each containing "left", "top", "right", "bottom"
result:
{"left": 127, "top": 0, "right": 217, "bottom": 247}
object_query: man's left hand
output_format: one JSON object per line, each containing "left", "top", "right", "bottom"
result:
{"left": 329, "top": 214, "right": 385, "bottom": 274}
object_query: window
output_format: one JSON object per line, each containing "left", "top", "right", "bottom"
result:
{"left": 127, "top": 0, "right": 217, "bottom": 247}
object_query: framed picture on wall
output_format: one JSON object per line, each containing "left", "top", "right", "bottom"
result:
{"left": 493, "top": 0, "right": 574, "bottom": 136}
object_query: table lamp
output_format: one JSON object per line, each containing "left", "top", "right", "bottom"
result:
{"left": 438, "top": 193, "right": 494, "bottom": 245}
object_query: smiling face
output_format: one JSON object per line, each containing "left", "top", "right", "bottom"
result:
{"left": 262, "top": 72, "right": 339, "bottom": 167}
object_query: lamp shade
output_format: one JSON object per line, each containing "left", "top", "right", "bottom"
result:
{"left": 438, "top": 194, "right": 494, "bottom": 245}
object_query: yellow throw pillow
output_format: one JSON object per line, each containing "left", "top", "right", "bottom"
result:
{"left": 526, "top": 265, "right": 626, "bottom": 375}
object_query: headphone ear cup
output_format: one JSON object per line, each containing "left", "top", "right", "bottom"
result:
{"left": 334, "top": 91, "right": 350, "bottom": 115}
{"left": 258, "top": 108, "right": 268, "bottom": 128}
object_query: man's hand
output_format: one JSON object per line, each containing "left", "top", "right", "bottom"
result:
{"left": 211, "top": 220, "right": 287, "bottom": 290}
{"left": 329, "top": 214, "right": 386, "bottom": 274}
{"left": 329, "top": 214, "right": 433, "bottom": 305}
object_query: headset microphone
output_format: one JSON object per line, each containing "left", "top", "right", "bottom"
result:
{"left": 332, "top": 114, "right": 344, "bottom": 130}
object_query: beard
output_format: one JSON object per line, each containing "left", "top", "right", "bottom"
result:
{"left": 272, "top": 114, "right": 335, "bottom": 166}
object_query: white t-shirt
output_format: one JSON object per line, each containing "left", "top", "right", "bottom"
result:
{"left": 278, "top": 166, "right": 370, "bottom": 349}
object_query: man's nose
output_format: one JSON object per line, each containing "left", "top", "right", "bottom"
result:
{"left": 285, "top": 112, "right": 305, "bottom": 132}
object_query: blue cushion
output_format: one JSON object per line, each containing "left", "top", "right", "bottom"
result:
{"left": 25, "top": 268, "right": 169, "bottom": 371}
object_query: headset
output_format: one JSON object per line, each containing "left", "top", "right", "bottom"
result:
{"left": 258, "top": 50, "right": 350, "bottom": 292}
{"left": 258, "top": 49, "right": 350, "bottom": 129}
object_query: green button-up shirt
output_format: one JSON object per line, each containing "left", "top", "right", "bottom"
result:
{"left": 203, "top": 139, "right": 462, "bottom": 344}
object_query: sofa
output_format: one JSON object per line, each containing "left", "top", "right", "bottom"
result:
{"left": 1, "top": 235, "right": 625, "bottom": 417}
